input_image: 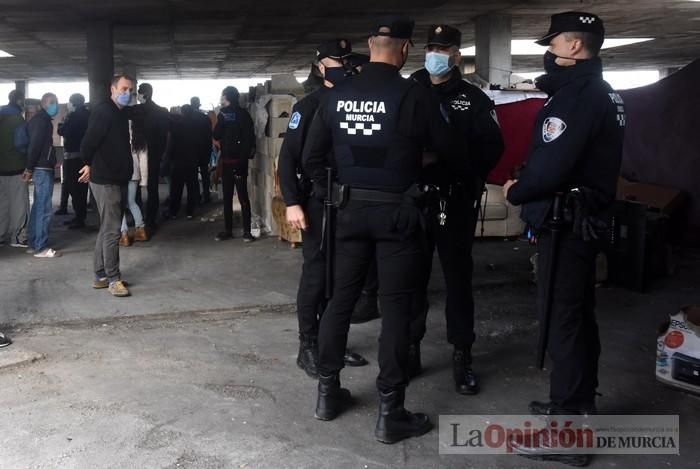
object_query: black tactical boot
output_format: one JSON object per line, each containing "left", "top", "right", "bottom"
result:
{"left": 453, "top": 348, "right": 479, "bottom": 395}
{"left": 375, "top": 388, "right": 432, "bottom": 444}
{"left": 350, "top": 291, "right": 380, "bottom": 324}
{"left": 314, "top": 373, "right": 353, "bottom": 421}
{"left": 297, "top": 335, "right": 319, "bottom": 378}
{"left": 407, "top": 342, "right": 422, "bottom": 379}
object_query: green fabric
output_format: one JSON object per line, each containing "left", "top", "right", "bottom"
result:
{"left": 0, "top": 112, "right": 26, "bottom": 173}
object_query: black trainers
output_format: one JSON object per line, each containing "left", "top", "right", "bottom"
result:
{"left": 529, "top": 400, "right": 597, "bottom": 417}
{"left": 375, "top": 388, "right": 432, "bottom": 444}
{"left": 243, "top": 232, "right": 256, "bottom": 243}
{"left": 0, "top": 331, "right": 11, "bottom": 348}
{"left": 215, "top": 231, "right": 233, "bottom": 241}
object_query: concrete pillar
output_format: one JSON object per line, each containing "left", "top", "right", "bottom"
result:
{"left": 659, "top": 67, "right": 680, "bottom": 79}
{"left": 14, "top": 80, "right": 28, "bottom": 97}
{"left": 86, "top": 21, "right": 114, "bottom": 105}
{"left": 474, "top": 14, "right": 512, "bottom": 87}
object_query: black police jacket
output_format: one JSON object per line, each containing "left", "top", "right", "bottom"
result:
{"left": 410, "top": 67, "right": 504, "bottom": 194}
{"left": 506, "top": 57, "right": 625, "bottom": 230}
{"left": 302, "top": 62, "right": 449, "bottom": 193}
{"left": 278, "top": 87, "right": 327, "bottom": 206}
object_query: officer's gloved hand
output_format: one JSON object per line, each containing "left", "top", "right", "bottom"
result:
{"left": 389, "top": 187, "right": 425, "bottom": 236}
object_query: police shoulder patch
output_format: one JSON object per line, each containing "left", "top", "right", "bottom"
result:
{"left": 288, "top": 112, "right": 301, "bottom": 130}
{"left": 542, "top": 117, "right": 567, "bottom": 143}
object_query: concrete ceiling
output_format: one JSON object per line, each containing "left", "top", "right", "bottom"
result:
{"left": 0, "top": 0, "right": 699, "bottom": 81}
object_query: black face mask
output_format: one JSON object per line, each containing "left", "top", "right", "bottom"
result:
{"left": 325, "top": 67, "right": 349, "bottom": 86}
{"left": 543, "top": 50, "right": 589, "bottom": 75}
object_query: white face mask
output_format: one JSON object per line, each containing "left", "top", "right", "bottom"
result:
{"left": 137, "top": 94, "right": 147, "bottom": 104}
{"left": 66, "top": 102, "right": 75, "bottom": 113}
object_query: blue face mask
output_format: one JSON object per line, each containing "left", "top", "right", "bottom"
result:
{"left": 46, "top": 103, "right": 59, "bottom": 117}
{"left": 425, "top": 52, "right": 452, "bottom": 77}
{"left": 116, "top": 92, "right": 131, "bottom": 107}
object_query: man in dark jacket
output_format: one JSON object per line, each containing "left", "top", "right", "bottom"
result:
{"left": 25, "top": 92, "right": 60, "bottom": 258}
{"left": 79, "top": 74, "right": 135, "bottom": 297}
{"left": 135, "top": 83, "right": 170, "bottom": 231}
{"left": 57, "top": 93, "right": 90, "bottom": 228}
{"left": 408, "top": 25, "right": 504, "bottom": 395}
{"left": 164, "top": 105, "right": 200, "bottom": 219}
{"left": 504, "top": 12, "right": 625, "bottom": 466}
{"left": 190, "top": 96, "right": 214, "bottom": 203}
{"left": 212, "top": 86, "right": 256, "bottom": 242}
{"left": 0, "top": 90, "right": 29, "bottom": 248}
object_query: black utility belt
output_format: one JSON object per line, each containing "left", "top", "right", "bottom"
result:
{"left": 331, "top": 184, "right": 403, "bottom": 208}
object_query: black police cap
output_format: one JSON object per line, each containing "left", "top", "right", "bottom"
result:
{"left": 372, "top": 16, "right": 415, "bottom": 45}
{"left": 536, "top": 11, "right": 605, "bottom": 46}
{"left": 316, "top": 39, "right": 352, "bottom": 61}
{"left": 426, "top": 24, "right": 461, "bottom": 48}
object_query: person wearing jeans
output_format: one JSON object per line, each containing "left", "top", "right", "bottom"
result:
{"left": 120, "top": 120, "right": 149, "bottom": 247}
{"left": 79, "top": 75, "right": 135, "bottom": 297}
{"left": 25, "top": 92, "right": 60, "bottom": 258}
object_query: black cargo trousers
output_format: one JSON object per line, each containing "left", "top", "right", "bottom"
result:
{"left": 411, "top": 188, "right": 480, "bottom": 351}
{"left": 317, "top": 200, "right": 423, "bottom": 392}
{"left": 537, "top": 229, "right": 600, "bottom": 411}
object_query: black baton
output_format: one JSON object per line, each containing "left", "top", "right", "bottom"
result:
{"left": 324, "top": 167, "right": 334, "bottom": 299}
{"left": 537, "top": 192, "right": 566, "bottom": 370}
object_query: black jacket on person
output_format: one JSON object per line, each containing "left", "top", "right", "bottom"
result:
{"left": 411, "top": 67, "right": 504, "bottom": 196}
{"left": 129, "top": 100, "right": 170, "bottom": 163}
{"left": 278, "top": 87, "right": 327, "bottom": 206}
{"left": 26, "top": 109, "right": 56, "bottom": 171}
{"left": 167, "top": 114, "right": 199, "bottom": 170}
{"left": 80, "top": 99, "right": 133, "bottom": 185}
{"left": 506, "top": 57, "right": 625, "bottom": 229}
{"left": 57, "top": 105, "right": 90, "bottom": 153}
{"left": 187, "top": 110, "right": 213, "bottom": 165}
{"left": 212, "top": 104, "right": 256, "bottom": 173}
{"left": 302, "top": 62, "right": 450, "bottom": 193}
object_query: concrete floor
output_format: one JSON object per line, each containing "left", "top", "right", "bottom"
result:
{"left": 0, "top": 185, "right": 699, "bottom": 468}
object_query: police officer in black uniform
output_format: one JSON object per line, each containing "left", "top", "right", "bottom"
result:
{"left": 278, "top": 39, "right": 369, "bottom": 378}
{"left": 504, "top": 12, "right": 625, "bottom": 465}
{"left": 408, "top": 25, "right": 504, "bottom": 394}
{"left": 302, "top": 16, "right": 449, "bottom": 444}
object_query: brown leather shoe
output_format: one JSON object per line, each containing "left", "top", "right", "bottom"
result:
{"left": 119, "top": 233, "right": 131, "bottom": 247}
{"left": 134, "top": 227, "right": 149, "bottom": 242}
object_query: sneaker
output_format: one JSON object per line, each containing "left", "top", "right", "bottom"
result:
{"left": 0, "top": 331, "right": 11, "bottom": 348}
{"left": 10, "top": 241, "right": 29, "bottom": 248}
{"left": 34, "top": 248, "right": 60, "bottom": 258}
{"left": 215, "top": 231, "right": 232, "bottom": 241}
{"left": 108, "top": 280, "right": 130, "bottom": 297}
{"left": 243, "top": 233, "right": 256, "bottom": 243}
{"left": 186, "top": 215, "right": 193, "bottom": 220}
{"left": 93, "top": 277, "right": 109, "bottom": 289}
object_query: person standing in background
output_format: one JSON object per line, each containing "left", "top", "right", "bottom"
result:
{"left": 57, "top": 93, "right": 90, "bottom": 229}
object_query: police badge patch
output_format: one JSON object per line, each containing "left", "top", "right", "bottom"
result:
{"left": 542, "top": 117, "right": 567, "bottom": 143}
{"left": 288, "top": 111, "right": 301, "bottom": 130}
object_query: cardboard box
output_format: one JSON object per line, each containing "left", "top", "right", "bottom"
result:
{"left": 617, "top": 178, "right": 686, "bottom": 216}
{"left": 267, "top": 117, "right": 290, "bottom": 138}
{"left": 267, "top": 95, "right": 296, "bottom": 118}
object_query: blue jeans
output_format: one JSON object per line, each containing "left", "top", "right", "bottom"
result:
{"left": 27, "top": 169, "right": 55, "bottom": 252}
{"left": 121, "top": 181, "right": 144, "bottom": 233}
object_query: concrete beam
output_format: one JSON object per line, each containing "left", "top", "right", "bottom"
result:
{"left": 86, "top": 21, "right": 114, "bottom": 105}
{"left": 474, "top": 14, "right": 512, "bottom": 87}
